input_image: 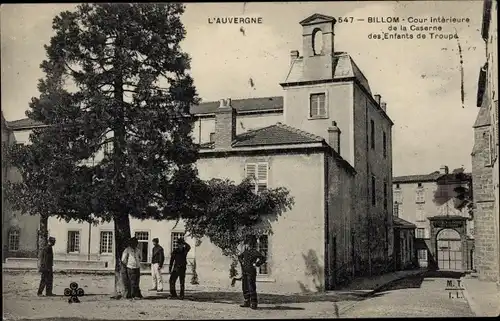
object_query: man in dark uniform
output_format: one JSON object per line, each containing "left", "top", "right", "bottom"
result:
{"left": 169, "top": 237, "right": 191, "bottom": 299}
{"left": 37, "top": 236, "right": 56, "bottom": 296}
{"left": 238, "top": 236, "right": 266, "bottom": 309}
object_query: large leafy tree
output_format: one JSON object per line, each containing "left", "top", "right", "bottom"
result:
{"left": 432, "top": 167, "right": 473, "bottom": 218}
{"left": 4, "top": 3, "right": 294, "bottom": 297}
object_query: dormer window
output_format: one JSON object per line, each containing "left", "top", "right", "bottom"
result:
{"left": 310, "top": 93, "right": 327, "bottom": 118}
{"left": 312, "top": 28, "right": 324, "bottom": 55}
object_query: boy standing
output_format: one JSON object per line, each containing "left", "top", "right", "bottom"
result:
{"left": 150, "top": 238, "right": 165, "bottom": 292}
{"left": 37, "top": 236, "right": 56, "bottom": 296}
{"left": 169, "top": 237, "right": 191, "bottom": 299}
{"left": 238, "top": 236, "right": 266, "bottom": 310}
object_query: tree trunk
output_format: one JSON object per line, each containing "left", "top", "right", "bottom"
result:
{"left": 37, "top": 214, "right": 49, "bottom": 269}
{"left": 111, "top": 213, "right": 131, "bottom": 299}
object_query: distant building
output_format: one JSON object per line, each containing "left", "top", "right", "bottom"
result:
{"left": 473, "top": 0, "right": 499, "bottom": 284}
{"left": 393, "top": 166, "right": 474, "bottom": 271}
{"left": 3, "top": 13, "right": 395, "bottom": 292}
{"left": 392, "top": 216, "right": 417, "bottom": 270}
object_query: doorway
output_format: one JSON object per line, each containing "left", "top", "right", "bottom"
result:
{"left": 436, "top": 229, "right": 462, "bottom": 271}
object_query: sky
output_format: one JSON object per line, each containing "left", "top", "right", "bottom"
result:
{"left": 1, "top": 1, "right": 486, "bottom": 176}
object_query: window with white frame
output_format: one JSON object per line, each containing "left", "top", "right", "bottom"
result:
{"left": 100, "top": 231, "right": 113, "bottom": 254}
{"left": 309, "top": 93, "right": 327, "bottom": 118}
{"left": 8, "top": 229, "right": 20, "bottom": 251}
{"left": 67, "top": 231, "right": 81, "bottom": 253}
{"left": 394, "top": 189, "right": 402, "bottom": 203}
{"left": 416, "top": 228, "right": 425, "bottom": 239}
{"left": 171, "top": 232, "right": 185, "bottom": 252}
{"left": 134, "top": 231, "right": 149, "bottom": 263}
{"left": 245, "top": 162, "right": 268, "bottom": 193}
{"left": 416, "top": 188, "right": 425, "bottom": 204}
{"left": 254, "top": 234, "right": 269, "bottom": 275}
{"left": 418, "top": 249, "right": 427, "bottom": 260}
{"left": 416, "top": 203, "right": 426, "bottom": 222}
{"left": 393, "top": 203, "right": 399, "bottom": 217}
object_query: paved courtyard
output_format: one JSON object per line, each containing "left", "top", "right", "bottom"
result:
{"left": 342, "top": 271, "right": 475, "bottom": 317}
{"left": 2, "top": 270, "right": 477, "bottom": 319}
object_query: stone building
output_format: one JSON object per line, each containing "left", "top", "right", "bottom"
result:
{"left": 3, "top": 13, "right": 394, "bottom": 292}
{"left": 1, "top": 115, "right": 41, "bottom": 261}
{"left": 472, "top": 0, "right": 499, "bottom": 284}
{"left": 393, "top": 166, "right": 474, "bottom": 271}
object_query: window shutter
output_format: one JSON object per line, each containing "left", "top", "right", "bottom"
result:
{"left": 246, "top": 163, "right": 257, "bottom": 179}
{"left": 257, "top": 163, "right": 268, "bottom": 192}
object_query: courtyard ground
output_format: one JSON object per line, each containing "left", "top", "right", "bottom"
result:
{"left": 3, "top": 269, "right": 476, "bottom": 320}
{"left": 2, "top": 271, "right": 367, "bottom": 320}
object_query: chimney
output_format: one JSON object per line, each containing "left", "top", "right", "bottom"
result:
{"left": 327, "top": 121, "right": 341, "bottom": 154}
{"left": 439, "top": 165, "right": 449, "bottom": 174}
{"left": 214, "top": 98, "right": 237, "bottom": 149}
{"left": 374, "top": 94, "right": 381, "bottom": 106}
{"left": 381, "top": 102, "right": 387, "bottom": 112}
{"left": 290, "top": 50, "right": 299, "bottom": 65}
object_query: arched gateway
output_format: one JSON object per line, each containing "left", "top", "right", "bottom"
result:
{"left": 428, "top": 216, "right": 469, "bottom": 271}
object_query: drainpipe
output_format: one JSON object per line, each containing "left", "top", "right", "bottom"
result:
{"left": 88, "top": 221, "right": 91, "bottom": 261}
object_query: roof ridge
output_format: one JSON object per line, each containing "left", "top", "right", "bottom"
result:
{"left": 275, "top": 122, "right": 325, "bottom": 141}
{"left": 198, "top": 96, "right": 282, "bottom": 105}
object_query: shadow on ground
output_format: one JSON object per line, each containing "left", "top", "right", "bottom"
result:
{"left": 374, "top": 270, "right": 466, "bottom": 293}
{"left": 142, "top": 290, "right": 379, "bottom": 305}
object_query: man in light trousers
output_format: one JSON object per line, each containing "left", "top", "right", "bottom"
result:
{"left": 149, "top": 238, "right": 165, "bottom": 292}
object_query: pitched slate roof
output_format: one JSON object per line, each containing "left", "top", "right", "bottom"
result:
{"left": 393, "top": 216, "right": 416, "bottom": 229}
{"left": 393, "top": 171, "right": 443, "bottom": 183}
{"left": 233, "top": 122, "right": 324, "bottom": 147}
{"left": 394, "top": 170, "right": 472, "bottom": 184}
{"left": 283, "top": 53, "right": 372, "bottom": 95}
{"left": 190, "top": 96, "right": 283, "bottom": 115}
{"left": 6, "top": 118, "right": 46, "bottom": 130}
{"left": 201, "top": 123, "right": 324, "bottom": 149}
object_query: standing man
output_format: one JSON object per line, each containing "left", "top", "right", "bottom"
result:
{"left": 149, "top": 238, "right": 165, "bottom": 292}
{"left": 169, "top": 237, "right": 191, "bottom": 299}
{"left": 121, "top": 237, "right": 143, "bottom": 300}
{"left": 238, "top": 236, "right": 266, "bottom": 310}
{"left": 37, "top": 236, "right": 56, "bottom": 296}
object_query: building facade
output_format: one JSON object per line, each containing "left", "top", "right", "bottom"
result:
{"left": 473, "top": 0, "right": 499, "bottom": 284}
{"left": 393, "top": 166, "right": 474, "bottom": 271}
{"left": 3, "top": 13, "right": 395, "bottom": 292}
{"left": 2, "top": 116, "right": 41, "bottom": 261}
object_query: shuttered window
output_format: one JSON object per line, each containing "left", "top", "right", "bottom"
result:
{"left": 246, "top": 162, "right": 268, "bottom": 193}
{"left": 310, "top": 93, "right": 327, "bottom": 118}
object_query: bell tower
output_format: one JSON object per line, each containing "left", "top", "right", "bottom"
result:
{"left": 299, "top": 14, "right": 337, "bottom": 81}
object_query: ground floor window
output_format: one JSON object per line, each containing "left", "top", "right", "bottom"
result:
{"left": 256, "top": 235, "right": 269, "bottom": 275}
{"left": 100, "top": 231, "right": 113, "bottom": 254}
{"left": 135, "top": 231, "right": 149, "bottom": 263}
{"left": 67, "top": 231, "right": 81, "bottom": 253}
{"left": 8, "top": 229, "right": 20, "bottom": 251}
{"left": 171, "top": 232, "right": 186, "bottom": 252}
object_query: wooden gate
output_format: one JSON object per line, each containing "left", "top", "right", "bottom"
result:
{"left": 437, "top": 229, "right": 462, "bottom": 271}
